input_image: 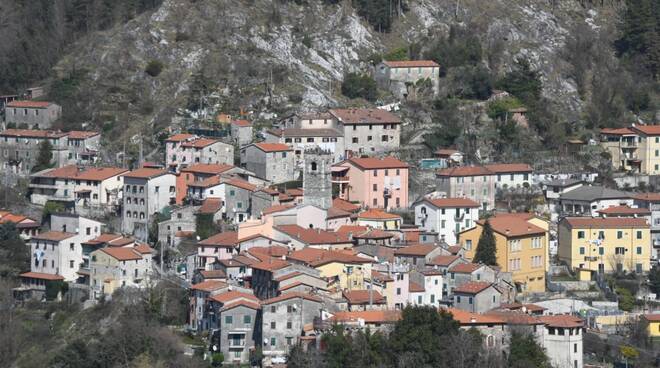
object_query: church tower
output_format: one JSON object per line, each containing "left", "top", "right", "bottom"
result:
{"left": 302, "top": 148, "right": 333, "bottom": 210}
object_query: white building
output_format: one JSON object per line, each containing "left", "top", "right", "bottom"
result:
{"left": 30, "top": 214, "right": 103, "bottom": 281}
{"left": 165, "top": 133, "right": 234, "bottom": 171}
{"left": 487, "top": 163, "right": 533, "bottom": 189}
{"left": 558, "top": 185, "right": 633, "bottom": 216}
{"left": 413, "top": 197, "right": 480, "bottom": 245}
{"left": 539, "top": 315, "right": 584, "bottom": 368}
{"left": 121, "top": 168, "right": 177, "bottom": 242}
{"left": 409, "top": 269, "right": 443, "bottom": 306}
{"left": 264, "top": 128, "right": 345, "bottom": 168}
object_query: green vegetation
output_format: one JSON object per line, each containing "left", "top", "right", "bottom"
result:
{"left": 0, "top": 223, "right": 30, "bottom": 278}
{"left": 615, "top": 0, "right": 660, "bottom": 78}
{"left": 383, "top": 47, "right": 408, "bottom": 61}
{"left": 341, "top": 73, "right": 378, "bottom": 101}
{"left": 32, "top": 140, "right": 54, "bottom": 173}
{"left": 43, "top": 201, "right": 66, "bottom": 219}
{"left": 45, "top": 280, "right": 69, "bottom": 301}
{"left": 616, "top": 287, "right": 635, "bottom": 312}
{"left": 508, "top": 331, "right": 552, "bottom": 368}
{"left": 473, "top": 220, "right": 497, "bottom": 266}
{"left": 426, "top": 26, "right": 483, "bottom": 75}
{"left": 487, "top": 97, "right": 524, "bottom": 120}
{"left": 289, "top": 306, "right": 499, "bottom": 367}
{"left": 352, "top": 0, "right": 407, "bottom": 33}
{"left": 195, "top": 213, "right": 221, "bottom": 240}
{"left": 649, "top": 265, "right": 660, "bottom": 296}
{"left": 145, "top": 60, "right": 165, "bottom": 77}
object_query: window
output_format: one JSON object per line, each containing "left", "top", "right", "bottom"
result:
{"left": 465, "top": 239, "right": 472, "bottom": 250}
{"left": 352, "top": 137, "right": 358, "bottom": 143}
{"left": 396, "top": 288, "right": 401, "bottom": 295}
{"left": 456, "top": 296, "right": 461, "bottom": 303}
{"left": 373, "top": 184, "right": 378, "bottom": 191}
{"left": 637, "top": 231, "right": 643, "bottom": 239}
{"left": 270, "top": 337, "right": 276, "bottom": 346}
{"left": 70, "top": 243, "right": 74, "bottom": 251}
{"left": 287, "top": 305, "right": 293, "bottom": 313}
{"left": 599, "top": 247, "right": 604, "bottom": 255}
{"left": 615, "top": 247, "right": 625, "bottom": 255}
{"left": 430, "top": 294, "right": 435, "bottom": 303}
{"left": 418, "top": 295, "right": 423, "bottom": 303}
{"left": 70, "top": 260, "right": 74, "bottom": 268}
{"left": 367, "top": 135, "right": 373, "bottom": 141}
{"left": 287, "top": 321, "right": 292, "bottom": 329}
{"left": 373, "top": 198, "right": 377, "bottom": 206}
{"left": 577, "top": 231, "right": 585, "bottom": 239}
{"left": 244, "top": 315, "right": 251, "bottom": 324}
{"left": 286, "top": 337, "right": 293, "bottom": 346}
{"left": 579, "top": 247, "right": 585, "bottom": 255}
{"left": 270, "top": 306, "right": 276, "bottom": 313}
{"left": 637, "top": 246, "right": 642, "bottom": 255}
{"left": 598, "top": 231, "right": 605, "bottom": 240}
{"left": 574, "top": 343, "right": 577, "bottom": 353}
{"left": 381, "top": 135, "right": 388, "bottom": 142}
{"left": 225, "top": 316, "right": 233, "bottom": 324}
{"left": 531, "top": 237, "right": 541, "bottom": 248}
{"left": 271, "top": 321, "right": 276, "bottom": 329}
{"left": 468, "top": 297, "right": 473, "bottom": 304}
{"left": 617, "top": 230, "right": 623, "bottom": 239}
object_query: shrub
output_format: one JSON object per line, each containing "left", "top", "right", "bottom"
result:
{"left": 383, "top": 47, "right": 408, "bottom": 61}
{"left": 145, "top": 60, "right": 164, "bottom": 77}
{"left": 487, "top": 97, "right": 524, "bottom": 120}
{"left": 302, "top": 34, "right": 312, "bottom": 48}
{"left": 341, "top": 73, "right": 378, "bottom": 101}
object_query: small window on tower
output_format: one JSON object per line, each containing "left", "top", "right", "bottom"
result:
{"left": 311, "top": 162, "right": 317, "bottom": 171}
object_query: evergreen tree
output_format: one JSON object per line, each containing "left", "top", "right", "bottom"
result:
{"left": 649, "top": 265, "right": 660, "bottom": 295}
{"left": 473, "top": 220, "right": 497, "bottom": 266}
{"left": 0, "top": 223, "right": 29, "bottom": 278}
{"left": 32, "top": 140, "right": 54, "bottom": 173}
{"left": 615, "top": 0, "right": 660, "bottom": 78}
{"left": 508, "top": 332, "right": 551, "bottom": 368}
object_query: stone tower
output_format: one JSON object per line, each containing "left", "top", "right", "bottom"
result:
{"left": 303, "top": 148, "right": 333, "bottom": 210}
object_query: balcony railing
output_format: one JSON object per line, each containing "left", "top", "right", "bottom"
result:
{"left": 332, "top": 176, "right": 350, "bottom": 183}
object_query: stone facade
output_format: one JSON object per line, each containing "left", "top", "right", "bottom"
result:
{"left": 302, "top": 149, "right": 332, "bottom": 210}
{"left": 4, "top": 101, "right": 62, "bottom": 129}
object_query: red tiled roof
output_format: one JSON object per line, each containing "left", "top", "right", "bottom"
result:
{"left": 251, "top": 259, "right": 290, "bottom": 272}
{"left": 449, "top": 263, "right": 483, "bottom": 274}
{"left": 275, "top": 225, "right": 351, "bottom": 245}
{"left": 261, "top": 292, "right": 322, "bottom": 305}
{"left": 209, "top": 290, "right": 259, "bottom": 304}
{"left": 447, "top": 245, "right": 463, "bottom": 255}
{"left": 20, "top": 272, "right": 64, "bottom": 281}
{"left": 643, "top": 314, "right": 660, "bottom": 322}
{"left": 484, "top": 163, "right": 533, "bottom": 173}
{"left": 278, "top": 281, "right": 324, "bottom": 291}
{"left": 198, "top": 232, "right": 239, "bottom": 247}
{"left": 181, "top": 163, "right": 234, "bottom": 175}
{"left": 133, "top": 243, "right": 154, "bottom": 254}
{"left": 634, "top": 193, "right": 660, "bottom": 202}
{"left": 198, "top": 198, "right": 223, "bottom": 214}
{"left": 329, "top": 108, "right": 402, "bottom": 125}
{"left": 538, "top": 315, "right": 583, "bottom": 328}
{"left": 597, "top": 205, "right": 651, "bottom": 216}
{"left": 424, "top": 197, "right": 480, "bottom": 208}
{"left": 166, "top": 133, "right": 195, "bottom": 142}
{"left": 181, "top": 138, "right": 220, "bottom": 148}
{"left": 123, "top": 168, "right": 168, "bottom": 179}
{"left": 371, "top": 270, "right": 394, "bottom": 282}
{"left": 357, "top": 209, "right": 402, "bottom": 220}
{"left": 199, "top": 270, "right": 226, "bottom": 279}
{"left": 409, "top": 281, "right": 425, "bottom": 292}
{"left": 631, "top": 125, "right": 660, "bottom": 136}
{"left": 486, "top": 311, "right": 543, "bottom": 325}
{"left": 220, "top": 300, "right": 261, "bottom": 311}
{"left": 382, "top": 60, "right": 440, "bottom": 68}
{"left": 100, "top": 247, "right": 142, "bottom": 261}
{"left": 336, "top": 225, "right": 369, "bottom": 234}
{"left": 394, "top": 244, "right": 437, "bottom": 256}
{"left": 435, "top": 148, "right": 460, "bottom": 156}
{"left": 332, "top": 198, "right": 361, "bottom": 213}
{"left": 254, "top": 142, "right": 291, "bottom": 152}
{"left": 83, "top": 233, "right": 123, "bottom": 245}
{"left": 453, "top": 281, "right": 494, "bottom": 294}
{"left": 190, "top": 280, "right": 228, "bottom": 292}
{"left": 444, "top": 308, "right": 505, "bottom": 325}
{"left": 601, "top": 127, "right": 636, "bottom": 135}
{"left": 436, "top": 165, "right": 492, "bottom": 177}
{"left": 352, "top": 229, "right": 395, "bottom": 239}
{"left": 187, "top": 175, "right": 221, "bottom": 188}
{"left": 231, "top": 119, "right": 252, "bottom": 127}
{"left": 262, "top": 204, "right": 295, "bottom": 216}
{"left": 73, "top": 167, "right": 128, "bottom": 181}
{"left": 7, "top": 100, "right": 53, "bottom": 108}
{"left": 32, "top": 231, "right": 75, "bottom": 242}
{"left": 288, "top": 248, "right": 372, "bottom": 267}
{"left": 346, "top": 156, "right": 409, "bottom": 170}
{"left": 329, "top": 310, "right": 401, "bottom": 323}
{"left": 225, "top": 178, "right": 257, "bottom": 192}
{"left": 343, "top": 289, "right": 386, "bottom": 304}
{"left": 1, "top": 129, "right": 67, "bottom": 138}
{"left": 428, "top": 255, "right": 460, "bottom": 267}
{"left": 247, "top": 246, "right": 289, "bottom": 261}
{"left": 562, "top": 217, "right": 649, "bottom": 228}
{"left": 476, "top": 214, "right": 546, "bottom": 237}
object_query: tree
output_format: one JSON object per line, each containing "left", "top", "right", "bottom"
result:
{"left": 321, "top": 325, "right": 353, "bottom": 368}
{"left": 145, "top": 60, "right": 164, "bottom": 77}
{"left": 341, "top": 73, "right": 378, "bottom": 101}
{"left": 616, "top": 287, "right": 635, "bottom": 312}
{"left": 615, "top": 0, "right": 660, "bottom": 78}
{"left": 43, "top": 200, "right": 66, "bottom": 220}
{"left": 32, "top": 140, "right": 54, "bottom": 173}
{"left": 508, "top": 331, "right": 551, "bottom": 368}
{"left": 0, "top": 223, "right": 29, "bottom": 278}
{"left": 473, "top": 220, "right": 497, "bottom": 266}
{"left": 495, "top": 59, "right": 542, "bottom": 106}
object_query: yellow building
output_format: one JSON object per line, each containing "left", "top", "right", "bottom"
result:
{"left": 643, "top": 314, "right": 660, "bottom": 337}
{"left": 459, "top": 213, "right": 548, "bottom": 293}
{"left": 558, "top": 217, "right": 651, "bottom": 275}
{"left": 356, "top": 209, "right": 402, "bottom": 230}
{"left": 288, "top": 248, "right": 373, "bottom": 291}
{"left": 599, "top": 125, "right": 660, "bottom": 175}
{"left": 631, "top": 125, "right": 660, "bottom": 175}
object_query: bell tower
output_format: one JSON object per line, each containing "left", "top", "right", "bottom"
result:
{"left": 302, "top": 148, "right": 333, "bottom": 210}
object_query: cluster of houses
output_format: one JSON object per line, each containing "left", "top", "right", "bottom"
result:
{"left": 3, "top": 93, "right": 660, "bottom": 367}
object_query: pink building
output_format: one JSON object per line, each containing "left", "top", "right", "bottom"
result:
{"left": 333, "top": 156, "right": 409, "bottom": 210}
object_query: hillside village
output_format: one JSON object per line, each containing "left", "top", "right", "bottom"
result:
{"left": 1, "top": 68, "right": 659, "bottom": 367}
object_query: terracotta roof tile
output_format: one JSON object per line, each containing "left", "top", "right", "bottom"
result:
{"left": 250, "top": 259, "right": 290, "bottom": 271}
{"left": 198, "top": 232, "right": 239, "bottom": 247}
{"left": 329, "top": 108, "right": 402, "bottom": 125}
{"left": 436, "top": 166, "right": 491, "bottom": 177}
{"left": 1, "top": 129, "right": 67, "bottom": 138}
{"left": 601, "top": 127, "right": 636, "bottom": 135}
{"left": 231, "top": 119, "right": 252, "bottom": 127}
{"left": 597, "top": 205, "right": 651, "bottom": 216}
{"left": 538, "top": 315, "right": 583, "bottom": 328}
{"left": 220, "top": 300, "right": 261, "bottom": 311}
{"left": 123, "top": 168, "right": 168, "bottom": 179}
{"left": 181, "top": 163, "right": 234, "bottom": 175}
{"left": 261, "top": 292, "right": 322, "bottom": 305}
{"left": 181, "top": 138, "right": 220, "bottom": 148}
{"left": 634, "top": 193, "right": 660, "bottom": 202}
{"left": 476, "top": 214, "right": 546, "bottom": 237}
{"left": 190, "top": 280, "right": 228, "bottom": 292}
{"left": 449, "top": 263, "right": 483, "bottom": 274}
{"left": 357, "top": 209, "right": 402, "bottom": 220}
{"left": 332, "top": 198, "right": 361, "bottom": 213}
{"left": 632, "top": 125, "right": 660, "bottom": 136}
{"left": 209, "top": 290, "right": 259, "bottom": 304}
{"left": 288, "top": 248, "right": 372, "bottom": 267}
{"left": 428, "top": 255, "right": 460, "bottom": 266}
{"left": 382, "top": 60, "right": 440, "bottom": 68}
{"left": 643, "top": 314, "right": 660, "bottom": 322}
{"left": 165, "top": 133, "right": 195, "bottom": 142}
{"left": 198, "top": 198, "right": 223, "bottom": 214}
{"left": 424, "top": 197, "right": 480, "bottom": 208}
{"left": 254, "top": 142, "right": 291, "bottom": 152}
{"left": 199, "top": 269, "right": 226, "bottom": 279}
{"left": 409, "top": 281, "right": 425, "bottom": 292}
{"left": 329, "top": 310, "right": 401, "bottom": 323}
{"left": 346, "top": 156, "right": 409, "bottom": 170}
{"left": 20, "top": 272, "right": 64, "bottom": 280}
{"left": 32, "top": 231, "right": 75, "bottom": 242}
{"left": 447, "top": 245, "right": 463, "bottom": 255}
{"left": 225, "top": 178, "right": 257, "bottom": 192}
{"left": 353, "top": 229, "right": 395, "bottom": 239}
{"left": 562, "top": 217, "right": 649, "bottom": 228}
{"left": 336, "top": 225, "right": 369, "bottom": 234}
{"left": 275, "top": 225, "right": 351, "bottom": 245}
{"left": 100, "top": 247, "right": 142, "bottom": 261}
{"left": 394, "top": 244, "right": 437, "bottom": 256}
{"left": 262, "top": 204, "right": 295, "bottom": 215}
{"left": 484, "top": 163, "right": 533, "bottom": 173}
{"left": 66, "top": 131, "right": 99, "bottom": 139}
{"left": 134, "top": 243, "right": 154, "bottom": 254}
{"left": 7, "top": 100, "right": 53, "bottom": 108}
{"left": 453, "top": 281, "right": 495, "bottom": 294}
{"left": 342, "top": 289, "right": 386, "bottom": 304}
{"left": 443, "top": 308, "right": 505, "bottom": 325}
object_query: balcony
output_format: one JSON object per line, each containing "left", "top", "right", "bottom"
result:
{"left": 332, "top": 176, "right": 350, "bottom": 184}
{"left": 621, "top": 140, "right": 638, "bottom": 148}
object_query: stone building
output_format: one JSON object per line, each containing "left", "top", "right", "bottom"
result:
{"left": 328, "top": 108, "right": 402, "bottom": 155}
{"left": 165, "top": 133, "right": 234, "bottom": 171}
{"left": 230, "top": 119, "right": 253, "bottom": 146}
{"left": 374, "top": 60, "right": 440, "bottom": 100}
{"left": 302, "top": 148, "right": 332, "bottom": 210}
{"left": 240, "top": 142, "right": 295, "bottom": 184}
{"left": 4, "top": 100, "right": 62, "bottom": 129}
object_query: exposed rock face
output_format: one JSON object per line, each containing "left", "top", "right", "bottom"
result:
{"left": 51, "top": 0, "right": 617, "bottom": 146}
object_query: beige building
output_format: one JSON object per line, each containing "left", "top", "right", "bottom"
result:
{"left": 328, "top": 108, "right": 401, "bottom": 155}
{"left": 89, "top": 245, "right": 153, "bottom": 299}
{"left": 599, "top": 125, "right": 660, "bottom": 174}
{"left": 436, "top": 166, "right": 496, "bottom": 212}
{"left": 558, "top": 217, "right": 651, "bottom": 274}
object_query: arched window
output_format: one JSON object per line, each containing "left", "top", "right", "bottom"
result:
{"left": 126, "top": 211, "right": 132, "bottom": 218}
{"left": 311, "top": 162, "right": 317, "bottom": 171}
{"left": 133, "top": 211, "right": 138, "bottom": 218}
{"left": 139, "top": 212, "right": 145, "bottom": 219}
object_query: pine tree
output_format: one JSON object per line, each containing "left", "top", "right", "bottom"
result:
{"left": 508, "top": 332, "right": 552, "bottom": 368}
{"left": 32, "top": 140, "right": 54, "bottom": 173}
{"left": 473, "top": 220, "right": 497, "bottom": 266}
